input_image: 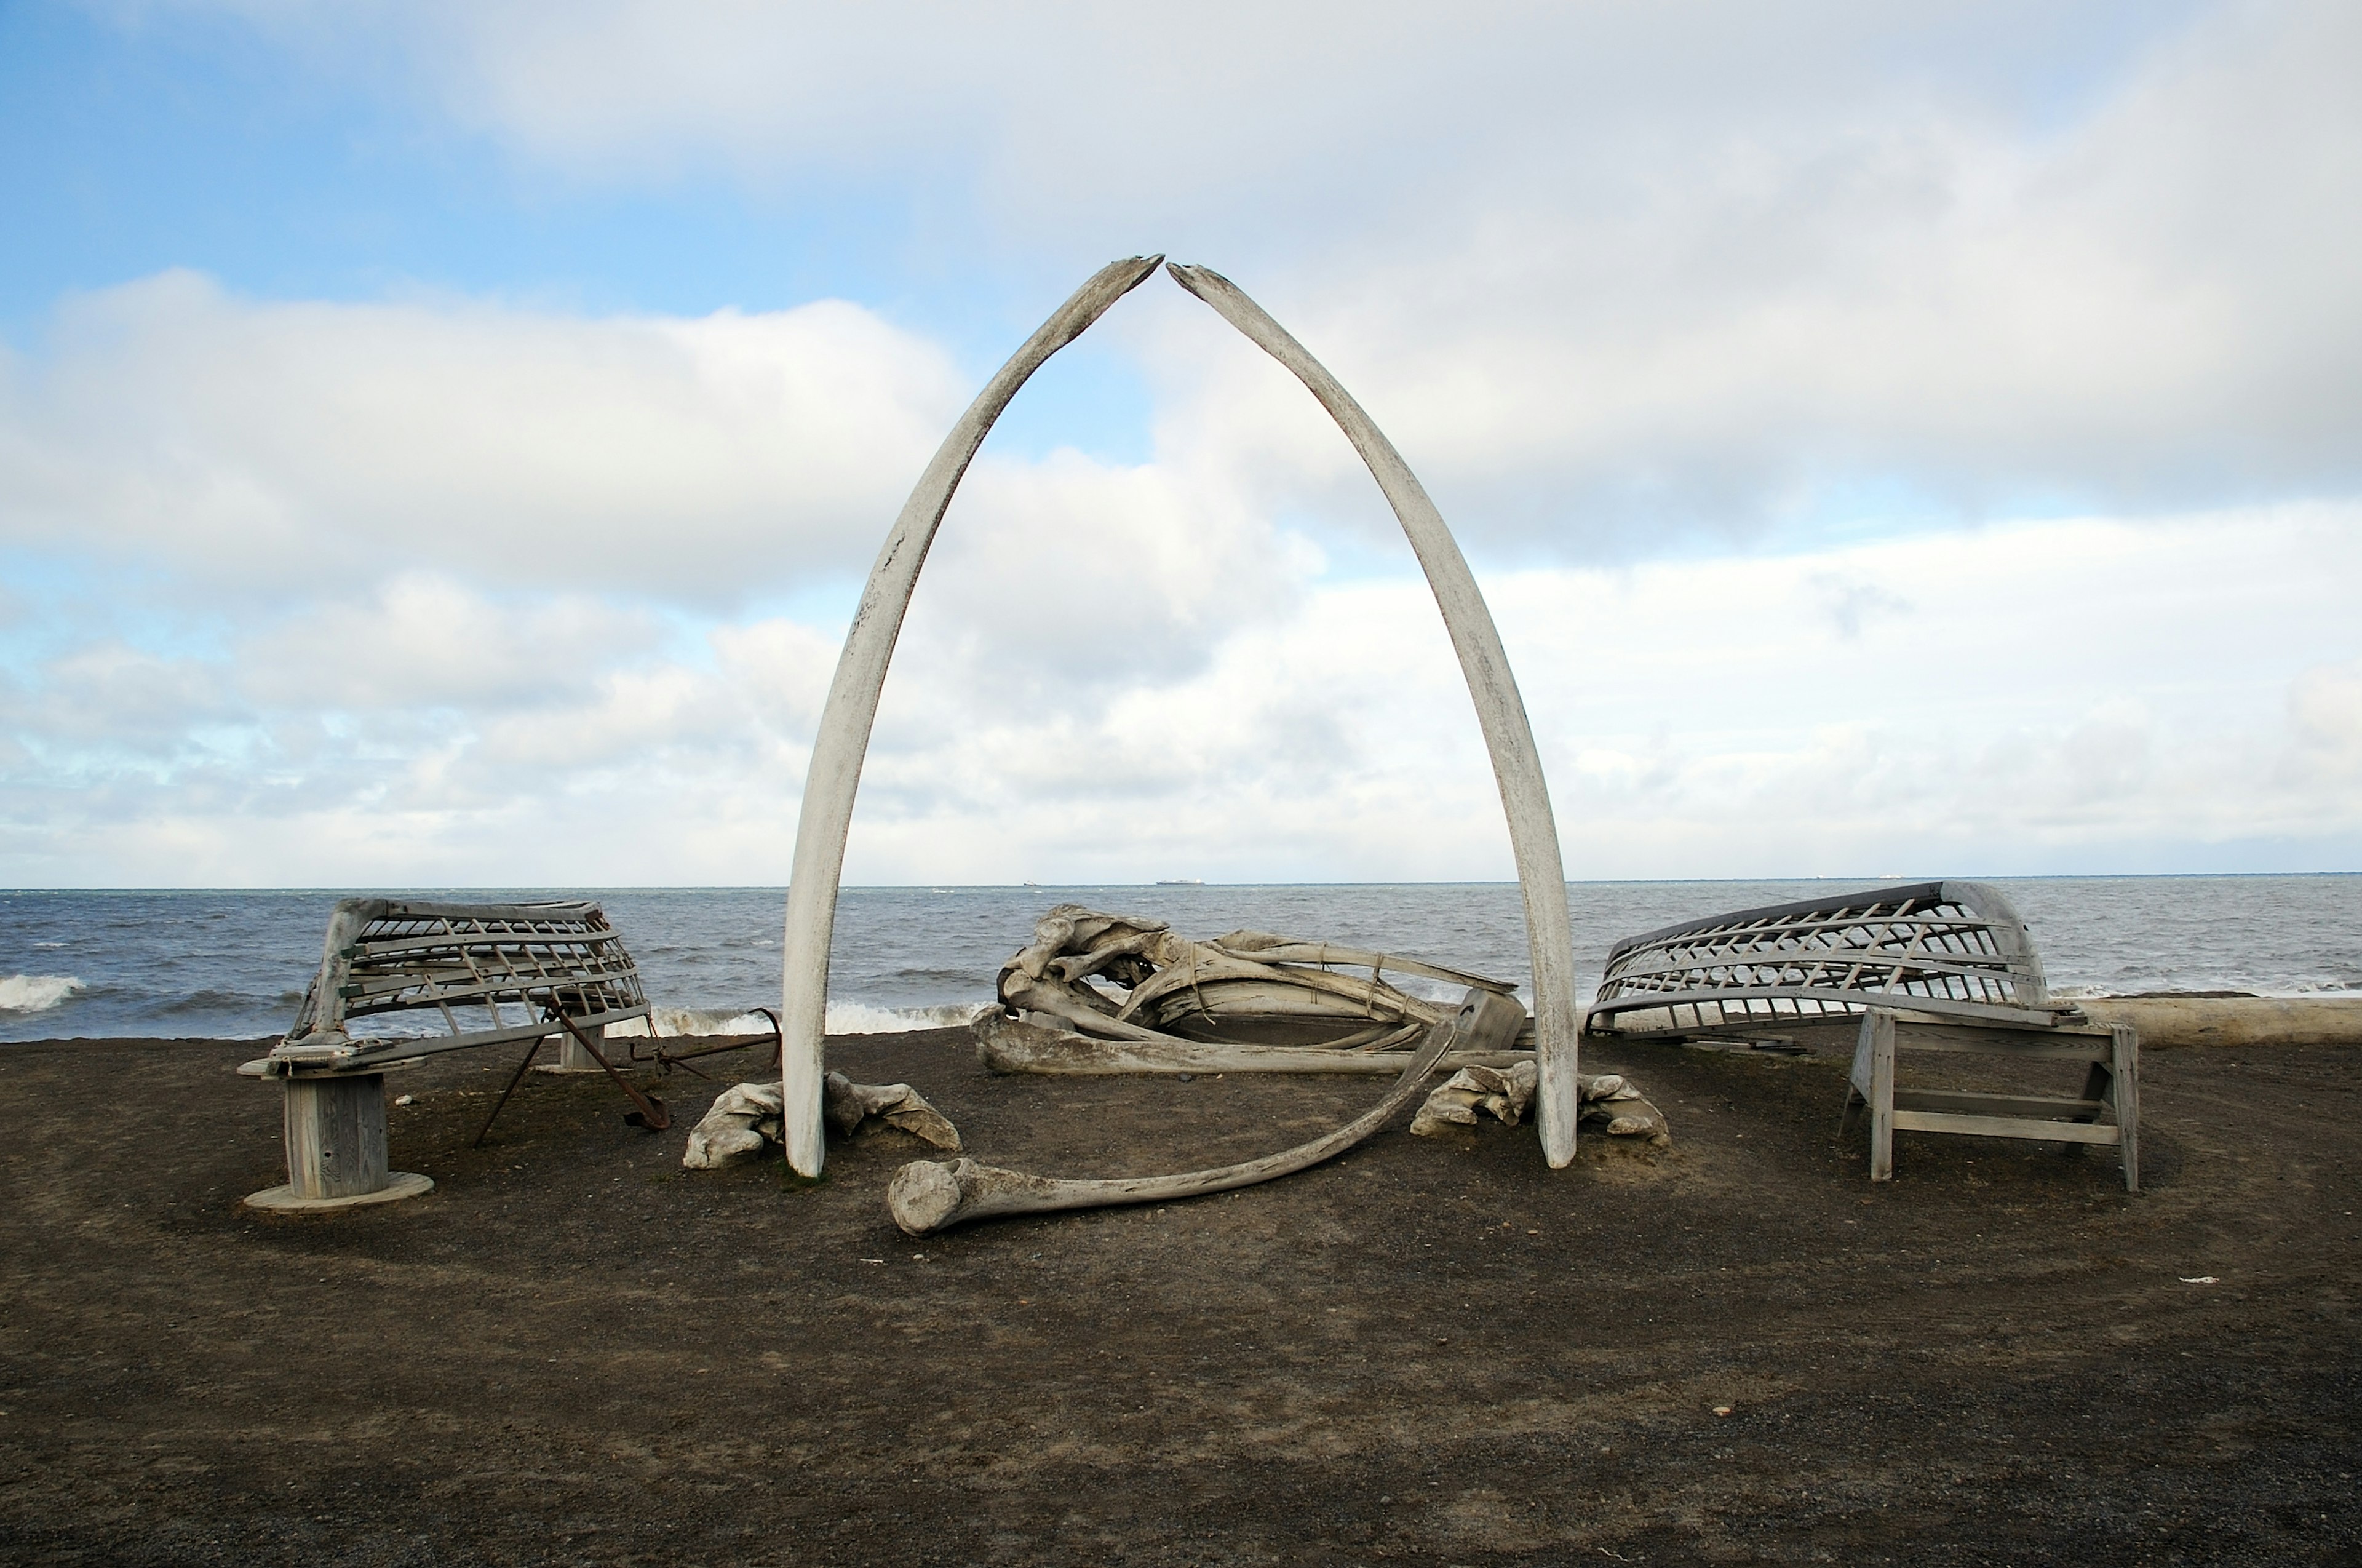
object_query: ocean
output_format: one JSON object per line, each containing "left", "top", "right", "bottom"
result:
{"left": 1, "top": 877, "right": 2356, "bottom": 1044}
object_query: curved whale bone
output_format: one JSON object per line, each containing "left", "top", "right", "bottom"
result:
{"left": 1162, "top": 263, "right": 1581, "bottom": 1163}
{"left": 683, "top": 1072, "right": 960, "bottom": 1169}
{"left": 888, "top": 988, "right": 1526, "bottom": 1236}
{"left": 778, "top": 256, "right": 1580, "bottom": 1176}
{"left": 777, "top": 257, "right": 1166, "bottom": 1176}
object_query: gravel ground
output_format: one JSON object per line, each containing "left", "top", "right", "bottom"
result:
{"left": 1, "top": 1026, "right": 2356, "bottom": 1565}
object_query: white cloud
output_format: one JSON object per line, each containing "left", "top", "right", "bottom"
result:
{"left": 156, "top": 1, "right": 2362, "bottom": 544}
{"left": 247, "top": 576, "right": 667, "bottom": 710}
{"left": 10, "top": 2, "right": 2358, "bottom": 885}
{"left": 0, "top": 270, "right": 963, "bottom": 600}
{"left": 1148, "top": 0, "right": 2361, "bottom": 554}
{"left": 6, "top": 503, "right": 2355, "bottom": 885}
{"left": 2281, "top": 659, "right": 2362, "bottom": 790}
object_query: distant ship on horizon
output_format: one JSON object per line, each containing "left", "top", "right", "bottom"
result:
{"left": 1154, "top": 878, "right": 1204, "bottom": 886}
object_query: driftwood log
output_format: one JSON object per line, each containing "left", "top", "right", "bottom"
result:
{"left": 778, "top": 257, "right": 1581, "bottom": 1177}
{"left": 2069, "top": 995, "right": 2362, "bottom": 1049}
{"left": 888, "top": 988, "right": 1526, "bottom": 1236}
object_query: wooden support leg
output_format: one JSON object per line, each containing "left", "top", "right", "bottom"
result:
{"left": 2115, "top": 1032, "right": 2141, "bottom": 1194}
{"left": 245, "top": 1072, "right": 433, "bottom": 1211}
{"left": 1840, "top": 1018, "right": 1873, "bottom": 1137}
{"left": 2055, "top": 1057, "right": 2110, "bottom": 1160}
{"left": 2074, "top": 1058, "right": 2112, "bottom": 1111}
{"left": 287, "top": 1072, "right": 387, "bottom": 1197}
{"left": 1865, "top": 1011, "right": 1896, "bottom": 1183}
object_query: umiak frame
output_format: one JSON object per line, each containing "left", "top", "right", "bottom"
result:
{"left": 1589, "top": 881, "right": 2067, "bottom": 1036}
{"left": 1589, "top": 882, "right": 2138, "bottom": 1188}
{"left": 777, "top": 257, "right": 1581, "bottom": 1175}
{"left": 241, "top": 898, "right": 657, "bottom": 1209}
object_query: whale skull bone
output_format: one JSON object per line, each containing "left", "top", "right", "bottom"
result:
{"left": 990, "top": 904, "right": 1513, "bottom": 1051}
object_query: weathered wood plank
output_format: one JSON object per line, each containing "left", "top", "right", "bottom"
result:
{"left": 1889, "top": 1089, "right": 2107, "bottom": 1121}
{"left": 2113, "top": 1022, "right": 2141, "bottom": 1192}
{"left": 1867, "top": 1011, "right": 1895, "bottom": 1182}
{"left": 1888, "top": 1110, "right": 2122, "bottom": 1144}
{"left": 249, "top": 1005, "right": 650, "bottom": 1075}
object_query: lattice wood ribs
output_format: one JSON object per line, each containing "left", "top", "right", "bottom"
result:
{"left": 272, "top": 898, "right": 650, "bottom": 1070}
{"left": 1589, "top": 880, "right": 2063, "bottom": 1034}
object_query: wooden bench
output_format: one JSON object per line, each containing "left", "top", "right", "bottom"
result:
{"left": 240, "top": 899, "right": 656, "bottom": 1210}
{"left": 1589, "top": 881, "right": 2140, "bottom": 1190}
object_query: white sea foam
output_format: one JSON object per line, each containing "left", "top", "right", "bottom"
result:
{"left": 824, "top": 1000, "right": 991, "bottom": 1034}
{"left": 606, "top": 1000, "right": 986, "bottom": 1037}
{"left": 606, "top": 1006, "right": 772, "bottom": 1038}
{"left": 0, "top": 974, "right": 85, "bottom": 1013}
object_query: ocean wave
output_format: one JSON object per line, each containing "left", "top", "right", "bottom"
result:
{"left": 825, "top": 1000, "right": 992, "bottom": 1035}
{"left": 606, "top": 1006, "right": 772, "bottom": 1038}
{"left": 147, "top": 988, "right": 285, "bottom": 1017}
{"left": 1, "top": 974, "right": 85, "bottom": 1013}
{"left": 606, "top": 1000, "right": 988, "bottom": 1037}
{"left": 891, "top": 966, "right": 993, "bottom": 985}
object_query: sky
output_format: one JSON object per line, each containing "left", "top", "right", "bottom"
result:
{"left": 1, "top": 0, "right": 2357, "bottom": 888}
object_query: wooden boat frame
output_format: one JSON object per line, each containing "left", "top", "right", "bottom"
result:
{"left": 1588, "top": 882, "right": 2137, "bottom": 1188}
{"left": 241, "top": 899, "right": 657, "bottom": 1210}
{"left": 1589, "top": 880, "right": 2069, "bottom": 1038}
{"left": 258, "top": 897, "right": 651, "bottom": 1075}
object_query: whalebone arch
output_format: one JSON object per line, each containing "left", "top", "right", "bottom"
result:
{"left": 777, "top": 257, "right": 1581, "bottom": 1179}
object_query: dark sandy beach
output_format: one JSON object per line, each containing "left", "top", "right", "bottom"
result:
{"left": 1, "top": 1027, "right": 2356, "bottom": 1564}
